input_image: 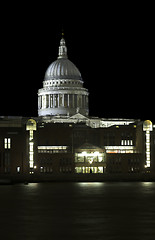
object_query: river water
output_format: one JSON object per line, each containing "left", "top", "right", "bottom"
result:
{"left": 0, "top": 182, "right": 155, "bottom": 240}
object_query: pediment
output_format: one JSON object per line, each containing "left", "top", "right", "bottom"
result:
{"left": 76, "top": 142, "right": 104, "bottom": 152}
{"left": 69, "top": 113, "right": 89, "bottom": 120}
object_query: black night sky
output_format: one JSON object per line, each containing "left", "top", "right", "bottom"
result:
{"left": 1, "top": 3, "right": 154, "bottom": 122}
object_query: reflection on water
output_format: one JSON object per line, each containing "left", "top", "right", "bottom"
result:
{"left": 0, "top": 182, "right": 155, "bottom": 240}
{"left": 78, "top": 182, "right": 104, "bottom": 186}
{"left": 141, "top": 182, "right": 154, "bottom": 192}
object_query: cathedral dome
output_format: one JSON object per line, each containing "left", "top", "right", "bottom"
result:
{"left": 38, "top": 35, "right": 89, "bottom": 117}
{"left": 44, "top": 58, "right": 82, "bottom": 81}
{"left": 44, "top": 37, "right": 82, "bottom": 81}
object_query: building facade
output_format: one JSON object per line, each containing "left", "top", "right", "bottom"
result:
{"left": 0, "top": 36, "right": 155, "bottom": 179}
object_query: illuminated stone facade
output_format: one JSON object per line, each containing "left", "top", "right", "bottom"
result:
{"left": 0, "top": 35, "right": 155, "bottom": 179}
{"left": 0, "top": 116, "right": 155, "bottom": 177}
{"left": 38, "top": 37, "right": 89, "bottom": 117}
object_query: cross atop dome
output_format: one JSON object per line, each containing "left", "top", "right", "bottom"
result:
{"left": 61, "top": 29, "right": 65, "bottom": 37}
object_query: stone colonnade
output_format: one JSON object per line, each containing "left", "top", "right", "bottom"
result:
{"left": 38, "top": 93, "right": 88, "bottom": 110}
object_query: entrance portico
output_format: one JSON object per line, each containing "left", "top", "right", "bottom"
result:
{"left": 75, "top": 143, "right": 106, "bottom": 173}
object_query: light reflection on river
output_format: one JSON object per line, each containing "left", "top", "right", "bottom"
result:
{"left": 0, "top": 182, "right": 155, "bottom": 240}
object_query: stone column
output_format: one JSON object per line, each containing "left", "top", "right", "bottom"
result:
{"left": 49, "top": 94, "right": 51, "bottom": 108}
{"left": 38, "top": 96, "right": 41, "bottom": 109}
{"left": 50, "top": 94, "right": 53, "bottom": 108}
{"left": 53, "top": 94, "right": 55, "bottom": 108}
{"left": 42, "top": 95, "right": 46, "bottom": 109}
{"left": 62, "top": 94, "right": 64, "bottom": 107}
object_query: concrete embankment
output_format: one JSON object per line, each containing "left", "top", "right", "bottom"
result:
{"left": 0, "top": 173, "right": 155, "bottom": 184}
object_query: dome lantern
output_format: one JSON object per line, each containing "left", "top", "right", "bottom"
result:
{"left": 58, "top": 37, "right": 68, "bottom": 59}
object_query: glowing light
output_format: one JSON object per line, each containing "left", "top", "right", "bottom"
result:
{"left": 4, "top": 138, "right": 11, "bottom": 149}
{"left": 81, "top": 151, "right": 87, "bottom": 156}
{"left": 143, "top": 120, "right": 153, "bottom": 131}
{"left": 89, "top": 158, "right": 93, "bottom": 164}
{"left": 142, "top": 182, "right": 153, "bottom": 186}
{"left": 105, "top": 146, "right": 136, "bottom": 153}
{"left": 17, "top": 167, "right": 20, "bottom": 173}
{"left": 78, "top": 152, "right": 103, "bottom": 157}
{"left": 143, "top": 120, "right": 152, "bottom": 168}
{"left": 98, "top": 157, "right": 103, "bottom": 162}
{"left": 94, "top": 151, "right": 99, "bottom": 156}
{"left": 78, "top": 182, "right": 104, "bottom": 186}
{"left": 38, "top": 146, "right": 67, "bottom": 150}
{"left": 26, "top": 119, "right": 37, "bottom": 131}
{"left": 121, "top": 140, "right": 133, "bottom": 146}
{"left": 26, "top": 119, "right": 37, "bottom": 171}
{"left": 75, "top": 167, "right": 104, "bottom": 174}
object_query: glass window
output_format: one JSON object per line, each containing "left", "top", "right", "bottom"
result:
{"left": 4, "top": 138, "right": 11, "bottom": 149}
{"left": 77, "top": 156, "right": 84, "bottom": 162}
{"left": 75, "top": 167, "right": 82, "bottom": 173}
{"left": 98, "top": 167, "right": 103, "bottom": 173}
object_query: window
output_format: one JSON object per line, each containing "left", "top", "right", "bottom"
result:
{"left": 29, "top": 142, "right": 34, "bottom": 168}
{"left": 4, "top": 138, "right": 11, "bottom": 149}
{"left": 121, "top": 140, "right": 133, "bottom": 146}
{"left": 17, "top": 166, "right": 21, "bottom": 173}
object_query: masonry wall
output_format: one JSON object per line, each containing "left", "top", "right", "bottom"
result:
{"left": 0, "top": 122, "right": 28, "bottom": 174}
{"left": 0, "top": 117, "right": 155, "bottom": 176}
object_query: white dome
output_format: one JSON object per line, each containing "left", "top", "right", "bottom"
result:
{"left": 44, "top": 58, "right": 82, "bottom": 81}
{"left": 44, "top": 37, "right": 82, "bottom": 81}
{"left": 38, "top": 36, "right": 89, "bottom": 117}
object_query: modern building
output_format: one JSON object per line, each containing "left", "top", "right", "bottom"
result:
{"left": 0, "top": 35, "right": 155, "bottom": 180}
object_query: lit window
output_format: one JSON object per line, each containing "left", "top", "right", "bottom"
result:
{"left": 29, "top": 153, "right": 33, "bottom": 161}
{"left": 29, "top": 161, "right": 34, "bottom": 168}
{"left": 4, "top": 138, "right": 7, "bottom": 149}
{"left": 26, "top": 119, "right": 36, "bottom": 170}
{"left": 4, "top": 138, "right": 11, "bottom": 149}
{"left": 98, "top": 157, "right": 103, "bottom": 162}
{"left": 17, "top": 166, "right": 20, "bottom": 173}
{"left": 30, "top": 130, "right": 33, "bottom": 141}
{"left": 29, "top": 142, "right": 34, "bottom": 151}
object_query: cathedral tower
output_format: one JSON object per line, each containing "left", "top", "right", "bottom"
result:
{"left": 38, "top": 36, "right": 89, "bottom": 117}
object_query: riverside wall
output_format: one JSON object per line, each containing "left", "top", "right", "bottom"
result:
{"left": 0, "top": 173, "right": 155, "bottom": 184}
